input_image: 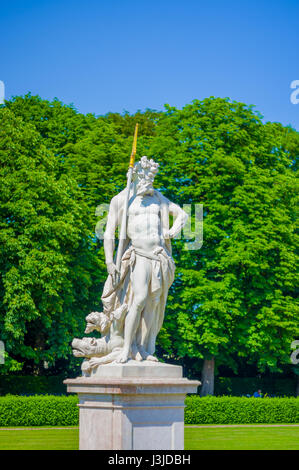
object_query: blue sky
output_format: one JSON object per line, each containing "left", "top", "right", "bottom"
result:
{"left": 1, "top": 0, "right": 298, "bottom": 129}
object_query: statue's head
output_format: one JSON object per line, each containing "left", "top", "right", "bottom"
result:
{"left": 133, "top": 156, "right": 159, "bottom": 196}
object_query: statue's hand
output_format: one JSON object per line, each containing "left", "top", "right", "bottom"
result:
{"left": 107, "top": 262, "right": 120, "bottom": 286}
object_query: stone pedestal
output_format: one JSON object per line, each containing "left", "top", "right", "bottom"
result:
{"left": 64, "top": 361, "right": 200, "bottom": 450}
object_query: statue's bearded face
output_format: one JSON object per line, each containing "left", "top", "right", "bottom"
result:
{"left": 133, "top": 156, "right": 159, "bottom": 196}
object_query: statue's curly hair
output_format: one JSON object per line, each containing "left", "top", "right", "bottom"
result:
{"left": 133, "top": 156, "right": 159, "bottom": 182}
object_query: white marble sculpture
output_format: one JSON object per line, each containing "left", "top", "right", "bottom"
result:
{"left": 72, "top": 153, "right": 188, "bottom": 375}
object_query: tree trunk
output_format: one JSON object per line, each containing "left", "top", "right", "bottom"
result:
{"left": 200, "top": 357, "right": 215, "bottom": 396}
{"left": 296, "top": 375, "right": 299, "bottom": 397}
{"left": 33, "top": 330, "right": 46, "bottom": 376}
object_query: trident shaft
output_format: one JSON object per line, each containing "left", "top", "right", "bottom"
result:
{"left": 115, "top": 123, "right": 139, "bottom": 272}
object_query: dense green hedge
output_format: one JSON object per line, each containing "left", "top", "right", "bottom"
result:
{"left": 0, "top": 395, "right": 78, "bottom": 426}
{"left": 185, "top": 396, "right": 299, "bottom": 424}
{"left": 0, "top": 395, "right": 298, "bottom": 426}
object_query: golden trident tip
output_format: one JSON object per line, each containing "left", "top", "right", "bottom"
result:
{"left": 129, "top": 123, "right": 139, "bottom": 168}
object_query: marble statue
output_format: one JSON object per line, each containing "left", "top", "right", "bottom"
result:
{"left": 72, "top": 155, "right": 188, "bottom": 375}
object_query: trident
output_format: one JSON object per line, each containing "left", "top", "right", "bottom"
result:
{"left": 115, "top": 123, "right": 139, "bottom": 274}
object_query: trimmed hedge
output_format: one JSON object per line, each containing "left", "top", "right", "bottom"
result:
{"left": 0, "top": 395, "right": 78, "bottom": 426}
{"left": 185, "top": 396, "right": 299, "bottom": 424}
{"left": 0, "top": 395, "right": 298, "bottom": 426}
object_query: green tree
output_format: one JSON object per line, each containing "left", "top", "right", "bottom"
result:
{"left": 5, "top": 95, "right": 159, "bottom": 239}
{"left": 105, "top": 109, "right": 162, "bottom": 137}
{"left": 0, "top": 98, "right": 161, "bottom": 373}
{"left": 150, "top": 98, "right": 298, "bottom": 395}
{"left": 5, "top": 93, "right": 95, "bottom": 157}
{"left": 0, "top": 108, "right": 100, "bottom": 373}
{"left": 2, "top": 94, "right": 297, "bottom": 390}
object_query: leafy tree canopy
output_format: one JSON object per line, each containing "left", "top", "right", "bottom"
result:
{"left": 150, "top": 98, "right": 298, "bottom": 373}
{"left": 0, "top": 107, "right": 100, "bottom": 371}
{"left": 0, "top": 95, "right": 298, "bottom": 380}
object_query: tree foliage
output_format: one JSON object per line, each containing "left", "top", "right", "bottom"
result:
{"left": 0, "top": 107, "right": 100, "bottom": 370}
{"left": 150, "top": 98, "right": 298, "bottom": 373}
{"left": 0, "top": 95, "right": 297, "bottom": 380}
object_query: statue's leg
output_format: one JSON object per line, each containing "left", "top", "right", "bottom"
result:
{"left": 134, "top": 299, "right": 156, "bottom": 360}
{"left": 135, "top": 286, "right": 161, "bottom": 361}
{"left": 146, "top": 323, "right": 158, "bottom": 357}
{"left": 115, "top": 256, "right": 150, "bottom": 363}
{"left": 131, "top": 342, "right": 143, "bottom": 361}
{"left": 146, "top": 293, "right": 167, "bottom": 357}
{"left": 145, "top": 307, "right": 161, "bottom": 361}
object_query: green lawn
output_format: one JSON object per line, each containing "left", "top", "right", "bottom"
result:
{"left": 185, "top": 426, "right": 299, "bottom": 450}
{"left": 0, "top": 427, "right": 78, "bottom": 450}
{"left": 0, "top": 426, "right": 298, "bottom": 450}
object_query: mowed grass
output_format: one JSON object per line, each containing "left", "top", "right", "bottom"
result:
{"left": 0, "top": 426, "right": 298, "bottom": 450}
{"left": 0, "top": 427, "right": 79, "bottom": 450}
{"left": 185, "top": 426, "right": 299, "bottom": 450}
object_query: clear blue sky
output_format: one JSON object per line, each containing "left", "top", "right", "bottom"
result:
{"left": 1, "top": 0, "right": 298, "bottom": 129}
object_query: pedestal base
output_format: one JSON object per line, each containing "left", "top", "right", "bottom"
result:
{"left": 64, "top": 364, "right": 199, "bottom": 450}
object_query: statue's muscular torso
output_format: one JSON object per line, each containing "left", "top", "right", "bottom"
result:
{"left": 127, "top": 193, "right": 163, "bottom": 253}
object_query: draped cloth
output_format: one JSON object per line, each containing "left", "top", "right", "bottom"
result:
{"left": 101, "top": 244, "right": 175, "bottom": 350}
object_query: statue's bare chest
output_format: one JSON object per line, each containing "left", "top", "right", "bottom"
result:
{"left": 128, "top": 194, "right": 161, "bottom": 218}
